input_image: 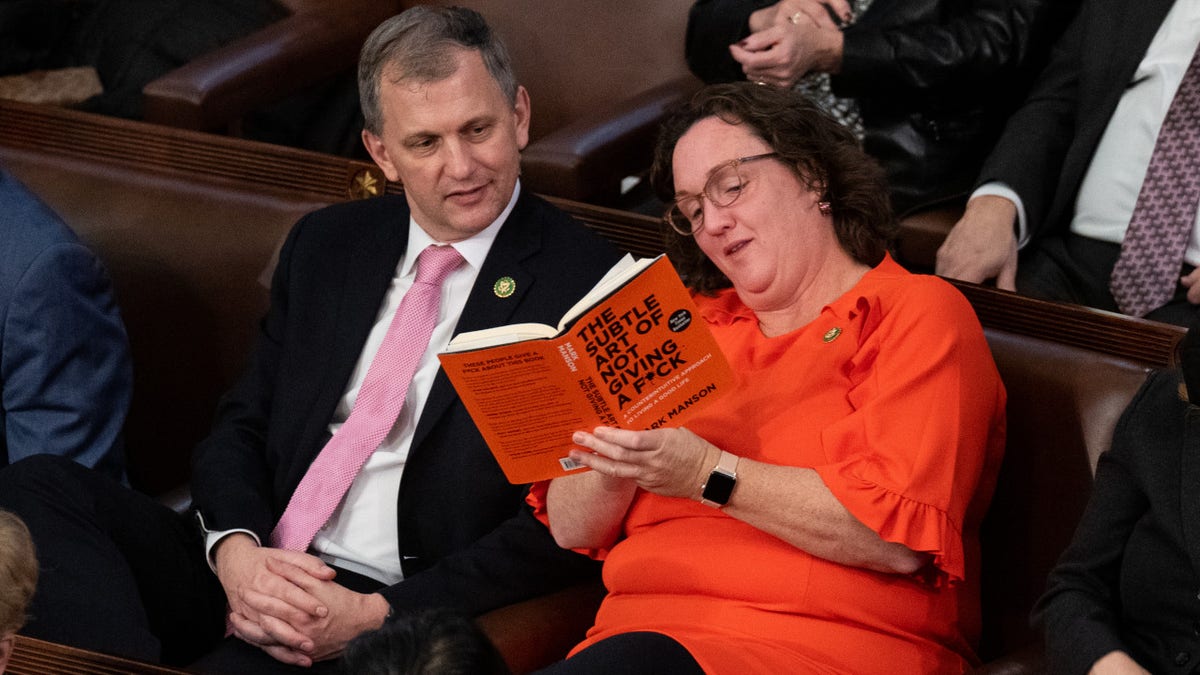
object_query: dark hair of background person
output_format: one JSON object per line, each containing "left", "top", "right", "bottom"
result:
{"left": 651, "top": 82, "right": 896, "bottom": 295}
{"left": 0, "top": 509, "right": 38, "bottom": 636}
{"left": 339, "top": 608, "right": 510, "bottom": 675}
{"left": 357, "top": 5, "right": 519, "bottom": 137}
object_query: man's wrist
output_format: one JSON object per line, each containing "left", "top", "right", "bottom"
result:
{"left": 196, "top": 511, "right": 261, "bottom": 574}
{"left": 211, "top": 532, "right": 259, "bottom": 576}
{"left": 363, "top": 593, "right": 393, "bottom": 631}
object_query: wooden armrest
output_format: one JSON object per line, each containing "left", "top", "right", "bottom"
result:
{"left": 142, "top": 8, "right": 388, "bottom": 133}
{"left": 521, "top": 76, "right": 701, "bottom": 205}
{"left": 476, "top": 582, "right": 606, "bottom": 674}
{"left": 10, "top": 635, "right": 188, "bottom": 674}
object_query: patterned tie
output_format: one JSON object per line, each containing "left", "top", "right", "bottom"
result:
{"left": 270, "top": 244, "right": 464, "bottom": 552}
{"left": 1109, "top": 43, "right": 1200, "bottom": 318}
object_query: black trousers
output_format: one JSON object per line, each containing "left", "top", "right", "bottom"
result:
{"left": 1018, "top": 233, "right": 1199, "bottom": 326}
{"left": 532, "top": 632, "right": 704, "bottom": 675}
{"left": 0, "top": 455, "right": 226, "bottom": 665}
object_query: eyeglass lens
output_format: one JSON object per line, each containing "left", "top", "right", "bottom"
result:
{"left": 671, "top": 161, "right": 744, "bottom": 233}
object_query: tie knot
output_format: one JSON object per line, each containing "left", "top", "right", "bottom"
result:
{"left": 415, "top": 245, "right": 464, "bottom": 286}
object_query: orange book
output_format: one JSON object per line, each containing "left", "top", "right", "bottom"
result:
{"left": 438, "top": 255, "right": 735, "bottom": 483}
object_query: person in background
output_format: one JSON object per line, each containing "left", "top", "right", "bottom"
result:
{"left": 340, "top": 608, "right": 509, "bottom": 675}
{"left": 0, "top": 6, "right": 618, "bottom": 673}
{"left": 1035, "top": 321, "right": 1200, "bottom": 674}
{"left": 0, "top": 168, "right": 130, "bottom": 480}
{"left": 530, "top": 82, "right": 1006, "bottom": 673}
{"left": 0, "top": 509, "right": 37, "bottom": 675}
{"left": 684, "top": 0, "right": 1077, "bottom": 217}
{"left": 936, "top": 0, "right": 1200, "bottom": 325}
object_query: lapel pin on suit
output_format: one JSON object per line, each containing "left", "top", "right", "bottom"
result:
{"left": 493, "top": 276, "right": 516, "bottom": 298}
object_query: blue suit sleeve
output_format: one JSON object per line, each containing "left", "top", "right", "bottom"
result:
{"left": 2, "top": 242, "right": 132, "bottom": 481}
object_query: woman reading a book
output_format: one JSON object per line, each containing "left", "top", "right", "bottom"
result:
{"left": 527, "top": 82, "right": 1006, "bottom": 674}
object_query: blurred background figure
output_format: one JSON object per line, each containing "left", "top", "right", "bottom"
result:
{"left": 1, "top": 168, "right": 131, "bottom": 481}
{"left": 340, "top": 609, "right": 510, "bottom": 675}
{"left": 936, "top": 0, "right": 1200, "bottom": 326}
{"left": 1035, "top": 321, "right": 1200, "bottom": 675}
{"left": 684, "top": 0, "right": 1077, "bottom": 216}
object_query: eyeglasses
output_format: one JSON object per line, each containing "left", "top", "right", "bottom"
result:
{"left": 666, "top": 152, "right": 780, "bottom": 235}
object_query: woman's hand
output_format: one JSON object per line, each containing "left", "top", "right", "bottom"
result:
{"left": 737, "top": 0, "right": 847, "bottom": 87}
{"left": 569, "top": 426, "right": 719, "bottom": 501}
{"left": 732, "top": 18, "right": 844, "bottom": 88}
{"left": 749, "top": 0, "right": 853, "bottom": 33}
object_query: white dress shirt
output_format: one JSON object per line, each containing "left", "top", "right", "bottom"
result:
{"left": 204, "top": 183, "right": 520, "bottom": 585}
{"left": 974, "top": 1, "right": 1200, "bottom": 261}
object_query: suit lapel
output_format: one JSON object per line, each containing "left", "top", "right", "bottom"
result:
{"left": 1088, "top": 0, "right": 1175, "bottom": 112}
{"left": 410, "top": 192, "right": 543, "bottom": 452}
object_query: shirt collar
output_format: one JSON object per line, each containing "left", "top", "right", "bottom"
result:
{"left": 399, "top": 180, "right": 521, "bottom": 277}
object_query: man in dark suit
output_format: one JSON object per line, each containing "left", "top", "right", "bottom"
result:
{"left": 936, "top": 0, "right": 1200, "bottom": 325}
{"left": 0, "top": 7, "right": 619, "bottom": 672}
{"left": 1034, "top": 321, "right": 1200, "bottom": 673}
{"left": 0, "top": 168, "right": 130, "bottom": 479}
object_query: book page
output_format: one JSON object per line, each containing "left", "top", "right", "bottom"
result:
{"left": 439, "top": 256, "right": 736, "bottom": 483}
{"left": 442, "top": 254, "right": 648, "bottom": 354}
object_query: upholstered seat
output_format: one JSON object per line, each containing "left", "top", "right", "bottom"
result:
{"left": 141, "top": 0, "right": 700, "bottom": 206}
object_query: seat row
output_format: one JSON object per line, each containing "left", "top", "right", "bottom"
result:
{"left": 0, "top": 98, "right": 1184, "bottom": 673}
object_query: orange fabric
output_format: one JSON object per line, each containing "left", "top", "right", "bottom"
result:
{"left": 528, "top": 256, "right": 1006, "bottom": 674}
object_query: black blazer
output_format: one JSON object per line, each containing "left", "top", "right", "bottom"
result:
{"left": 190, "top": 190, "right": 621, "bottom": 613}
{"left": 977, "top": 0, "right": 1176, "bottom": 242}
{"left": 1035, "top": 370, "right": 1200, "bottom": 675}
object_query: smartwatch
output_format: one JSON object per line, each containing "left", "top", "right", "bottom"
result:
{"left": 699, "top": 451, "right": 739, "bottom": 508}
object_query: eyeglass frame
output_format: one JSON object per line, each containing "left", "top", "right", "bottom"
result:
{"left": 665, "top": 152, "right": 781, "bottom": 236}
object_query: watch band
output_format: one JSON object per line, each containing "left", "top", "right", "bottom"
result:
{"left": 699, "top": 450, "right": 739, "bottom": 508}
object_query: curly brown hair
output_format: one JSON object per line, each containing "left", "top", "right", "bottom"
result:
{"left": 651, "top": 82, "right": 896, "bottom": 294}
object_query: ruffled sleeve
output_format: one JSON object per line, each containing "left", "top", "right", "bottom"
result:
{"left": 812, "top": 277, "right": 1006, "bottom": 584}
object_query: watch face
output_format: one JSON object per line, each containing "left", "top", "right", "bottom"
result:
{"left": 702, "top": 471, "right": 736, "bottom": 505}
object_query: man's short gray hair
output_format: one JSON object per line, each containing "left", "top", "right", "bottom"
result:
{"left": 358, "top": 6, "right": 519, "bottom": 136}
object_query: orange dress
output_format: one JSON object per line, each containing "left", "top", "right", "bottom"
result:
{"left": 529, "top": 256, "right": 1006, "bottom": 674}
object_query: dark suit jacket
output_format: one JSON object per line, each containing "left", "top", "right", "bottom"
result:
{"left": 1034, "top": 370, "right": 1200, "bottom": 675}
{"left": 978, "top": 0, "right": 1177, "bottom": 241}
{"left": 0, "top": 169, "right": 131, "bottom": 480}
{"left": 190, "top": 190, "right": 621, "bottom": 613}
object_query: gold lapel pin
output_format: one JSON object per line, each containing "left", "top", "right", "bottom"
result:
{"left": 493, "top": 276, "right": 516, "bottom": 298}
{"left": 823, "top": 327, "right": 842, "bottom": 343}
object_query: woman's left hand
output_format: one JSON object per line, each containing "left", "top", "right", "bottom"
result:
{"left": 570, "top": 427, "right": 720, "bottom": 500}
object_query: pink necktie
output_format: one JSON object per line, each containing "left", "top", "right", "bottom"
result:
{"left": 1109, "top": 43, "right": 1200, "bottom": 318}
{"left": 270, "top": 244, "right": 465, "bottom": 551}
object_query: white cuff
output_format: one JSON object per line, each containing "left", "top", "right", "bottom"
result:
{"left": 196, "top": 511, "right": 261, "bottom": 574}
{"left": 970, "top": 183, "right": 1029, "bottom": 249}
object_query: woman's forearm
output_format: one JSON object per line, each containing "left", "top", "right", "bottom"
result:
{"left": 545, "top": 471, "right": 638, "bottom": 551}
{"left": 724, "top": 458, "right": 929, "bottom": 574}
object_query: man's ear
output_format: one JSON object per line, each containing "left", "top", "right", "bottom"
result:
{"left": 513, "top": 85, "right": 531, "bottom": 151}
{"left": 362, "top": 129, "right": 402, "bottom": 182}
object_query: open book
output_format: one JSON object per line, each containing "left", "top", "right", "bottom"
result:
{"left": 439, "top": 254, "right": 736, "bottom": 483}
